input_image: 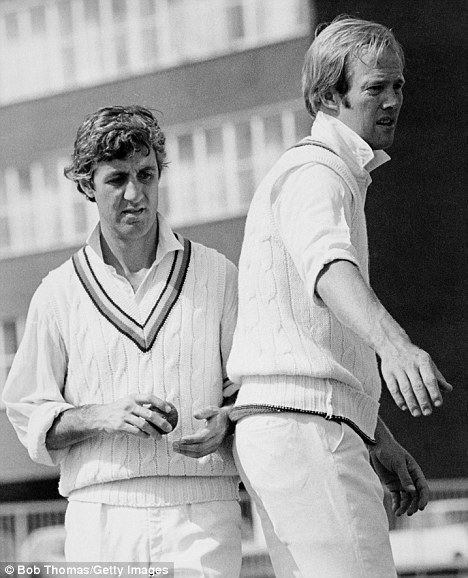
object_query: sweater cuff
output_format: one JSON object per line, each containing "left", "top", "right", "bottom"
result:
{"left": 28, "top": 402, "right": 75, "bottom": 466}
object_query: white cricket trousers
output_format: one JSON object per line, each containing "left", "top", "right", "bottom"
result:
{"left": 234, "top": 413, "right": 397, "bottom": 578}
{"left": 65, "top": 499, "right": 242, "bottom": 577}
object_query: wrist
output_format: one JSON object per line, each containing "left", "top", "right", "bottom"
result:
{"left": 373, "top": 318, "right": 411, "bottom": 358}
{"left": 77, "top": 404, "right": 107, "bottom": 434}
{"left": 219, "top": 405, "right": 236, "bottom": 436}
{"left": 372, "top": 417, "right": 395, "bottom": 448}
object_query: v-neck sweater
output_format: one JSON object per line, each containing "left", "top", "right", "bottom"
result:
{"left": 3, "top": 231, "right": 239, "bottom": 505}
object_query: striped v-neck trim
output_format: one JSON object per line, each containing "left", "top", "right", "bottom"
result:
{"left": 72, "top": 235, "right": 191, "bottom": 352}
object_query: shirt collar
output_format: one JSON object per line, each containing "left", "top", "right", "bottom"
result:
{"left": 86, "top": 212, "right": 183, "bottom": 268}
{"left": 311, "top": 111, "right": 390, "bottom": 177}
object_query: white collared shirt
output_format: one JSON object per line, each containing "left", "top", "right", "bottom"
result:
{"left": 273, "top": 111, "right": 390, "bottom": 297}
{"left": 86, "top": 213, "right": 184, "bottom": 305}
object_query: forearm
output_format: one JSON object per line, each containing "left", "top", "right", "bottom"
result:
{"left": 221, "top": 393, "right": 238, "bottom": 436}
{"left": 316, "top": 259, "right": 410, "bottom": 355}
{"left": 45, "top": 405, "right": 104, "bottom": 450}
{"left": 46, "top": 394, "right": 174, "bottom": 450}
{"left": 372, "top": 416, "right": 395, "bottom": 448}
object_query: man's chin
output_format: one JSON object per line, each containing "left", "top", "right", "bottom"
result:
{"left": 371, "top": 136, "right": 395, "bottom": 151}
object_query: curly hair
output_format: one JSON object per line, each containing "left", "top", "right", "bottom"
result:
{"left": 302, "top": 15, "right": 405, "bottom": 118}
{"left": 64, "top": 105, "right": 168, "bottom": 201}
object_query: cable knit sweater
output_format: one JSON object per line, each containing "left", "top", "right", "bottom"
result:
{"left": 227, "top": 114, "right": 388, "bottom": 441}
{"left": 3, "top": 220, "right": 239, "bottom": 504}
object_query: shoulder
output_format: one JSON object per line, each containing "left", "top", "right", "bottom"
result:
{"left": 278, "top": 162, "right": 348, "bottom": 208}
{"left": 188, "top": 240, "right": 235, "bottom": 268}
{"left": 35, "top": 256, "right": 77, "bottom": 307}
{"left": 185, "top": 240, "right": 237, "bottom": 288}
{"left": 42, "top": 255, "right": 77, "bottom": 290}
{"left": 25, "top": 257, "right": 75, "bottom": 322}
{"left": 290, "top": 161, "right": 346, "bottom": 190}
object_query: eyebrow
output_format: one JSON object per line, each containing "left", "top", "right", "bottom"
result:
{"left": 106, "top": 164, "right": 157, "bottom": 176}
{"left": 362, "top": 75, "right": 405, "bottom": 87}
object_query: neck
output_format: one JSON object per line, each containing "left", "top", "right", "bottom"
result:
{"left": 99, "top": 220, "right": 159, "bottom": 277}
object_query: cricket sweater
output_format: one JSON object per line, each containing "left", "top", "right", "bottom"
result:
{"left": 4, "top": 218, "right": 239, "bottom": 505}
{"left": 227, "top": 113, "right": 390, "bottom": 441}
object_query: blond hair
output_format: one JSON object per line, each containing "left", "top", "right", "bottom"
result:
{"left": 302, "top": 15, "right": 405, "bottom": 118}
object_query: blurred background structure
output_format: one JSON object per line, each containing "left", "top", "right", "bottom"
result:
{"left": 0, "top": 0, "right": 466, "bottom": 574}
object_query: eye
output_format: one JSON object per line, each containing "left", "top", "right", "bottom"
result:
{"left": 367, "top": 85, "right": 383, "bottom": 94}
{"left": 138, "top": 171, "right": 156, "bottom": 183}
{"left": 107, "top": 175, "right": 126, "bottom": 186}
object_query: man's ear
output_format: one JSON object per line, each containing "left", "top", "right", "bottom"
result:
{"left": 80, "top": 181, "right": 95, "bottom": 201}
{"left": 319, "top": 89, "right": 342, "bottom": 113}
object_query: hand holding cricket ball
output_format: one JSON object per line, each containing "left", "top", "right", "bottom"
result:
{"left": 149, "top": 401, "right": 179, "bottom": 434}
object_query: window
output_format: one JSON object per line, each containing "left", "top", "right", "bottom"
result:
{"left": 73, "top": 201, "right": 89, "bottom": 236}
{"left": 111, "top": 0, "right": 127, "bottom": 22}
{"left": 157, "top": 179, "right": 170, "bottom": 218}
{"left": 0, "top": 319, "right": 23, "bottom": 398}
{"left": 0, "top": 171, "right": 7, "bottom": 204}
{"left": 189, "top": 126, "right": 229, "bottom": 218}
{"left": 140, "top": 0, "right": 156, "bottom": 17}
{"left": 57, "top": 1, "right": 73, "bottom": 35}
{"left": 30, "top": 5, "right": 46, "bottom": 35}
{"left": 176, "top": 133, "right": 197, "bottom": 212}
{"left": 226, "top": 4, "right": 245, "bottom": 41}
{"left": 141, "top": 28, "right": 159, "bottom": 64}
{"left": 114, "top": 34, "right": 129, "bottom": 71}
{"left": 263, "top": 114, "right": 284, "bottom": 170}
{"left": 205, "top": 127, "right": 227, "bottom": 206}
{"left": 84, "top": 0, "right": 100, "bottom": 23}
{"left": 4, "top": 12, "right": 19, "bottom": 41}
{"left": 235, "top": 121, "right": 255, "bottom": 205}
{"left": 82, "top": 0, "right": 104, "bottom": 82}
{"left": 0, "top": 217, "right": 10, "bottom": 250}
{"left": 294, "top": 109, "right": 312, "bottom": 140}
{"left": 17, "top": 166, "right": 32, "bottom": 196}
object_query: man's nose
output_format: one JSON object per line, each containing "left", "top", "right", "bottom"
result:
{"left": 124, "top": 179, "right": 141, "bottom": 201}
{"left": 382, "top": 88, "right": 400, "bottom": 109}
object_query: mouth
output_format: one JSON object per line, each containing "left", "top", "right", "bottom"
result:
{"left": 376, "top": 117, "right": 396, "bottom": 128}
{"left": 122, "top": 208, "right": 145, "bottom": 216}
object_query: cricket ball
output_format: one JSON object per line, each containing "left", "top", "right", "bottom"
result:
{"left": 150, "top": 402, "right": 179, "bottom": 435}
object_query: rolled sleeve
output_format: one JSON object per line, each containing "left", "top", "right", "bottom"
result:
{"left": 2, "top": 285, "right": 73, "bottom": 467}
{"left": 273, "top": 163, "right": 360, "bottom": 303}
{"left": 27, "top": 402, "right": 73, "bottom": 466}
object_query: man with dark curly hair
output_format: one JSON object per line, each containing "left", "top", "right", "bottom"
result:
{"left": 3, "top": 105, "right": 242, "bottom": 575}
